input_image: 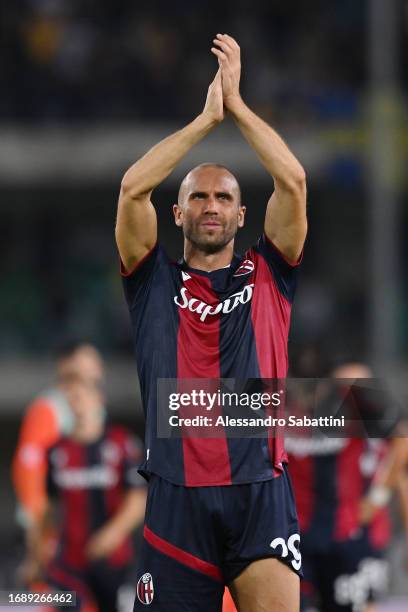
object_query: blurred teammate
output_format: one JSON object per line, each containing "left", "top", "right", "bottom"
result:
{"left": 12, "top": 342, "right": 104, "bottom": 585}
{"left": 287, "top": 363, "right": 399, "bottom": 612}
{"left": 393, "top": 427, "right": 408, "bottom": 566}
{"left": 116, "top": 34, "right": 307, "bottom": 611}
{"left": 43, "top": 376, "right": 147, "bottom": 612}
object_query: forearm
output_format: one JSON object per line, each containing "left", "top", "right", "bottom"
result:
{"left": 375, "top": 438, "right": 408, "bottom": 490}
{"left": 228, "top": 97, "right": 305, "bottom": 188}
{"left": 104, "top": 489, "right": 146, "bottom": 539}
{"left": 121, "top": 113, "right": 217, "bottom": 198}
{"left": 363, "top": 440, "right": 406, "bottom": 515}
{"left": 397, "top": 477, "right": 408, "bottom": 533}
{"left": 212, "top": 33, "right": 306, "bottom": 259}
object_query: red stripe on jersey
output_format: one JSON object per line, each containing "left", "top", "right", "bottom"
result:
{"left": 250, "top": 252, "right": 291, "bottom": 472}
{"left": 334, "top": 439, "right": 364, "bottom": 540}
{"left": 369, "top": 506, "right": 391, "bottom": 549}
{"left": 144, "top": 525, "right": 223, "bottom": 582}
{"left": 177, "top": 272, "right": 231, "bottom": 486}
{"left": 287, "top": 455, "right": 315, "bottom": 532}
{"left": 60, "top": 442, "right": 90, "bottom": 568}
{"left": 104, "top": 428, "right": 133, "bottom": 567}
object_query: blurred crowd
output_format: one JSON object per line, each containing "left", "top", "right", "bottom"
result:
{"left": 0, "top": 0, "right": 381, "bottom": 124}
{"left": 0, "top": 0, "right": 406, "bottom": 358}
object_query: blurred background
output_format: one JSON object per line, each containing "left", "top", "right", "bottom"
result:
{"left": 0, "top": 0, "right": 407, "bottom": 608}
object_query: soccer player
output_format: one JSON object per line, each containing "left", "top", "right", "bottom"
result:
{"left": 286, "top": 363, "right": 399, "bottom": 612}
{"left": 396, "top": 434, "right": 408, "bottom": 566}
{"left": 43, "top": 376, "right": 147, "bottom": 612}
{"left": 116, "top": 34, "right": 307, "bottom": 611}
{"left": 12, "top": 342, "right": 105, "bottom": 586}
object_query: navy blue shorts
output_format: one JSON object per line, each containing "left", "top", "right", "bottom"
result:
{"left": 47, "top": 559, "right": 130, "bottom": 612}
{"left": 133, "top": 467, "right": 301, "bottom": 611}
{"left": 301, "top": 528, "right": 389, "bottom": 612}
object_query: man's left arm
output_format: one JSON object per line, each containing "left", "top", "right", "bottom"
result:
{"left": 86, "top": 432, "right": 147, "bottom": 560}
{"left": 360, "top": 436, "right": 408, "bottom": 525}
{"left": 212, "top": 34, "right": 307, "bottom": 262}
{"left": 86, "top": 488, "right": 147, "bottom": 560}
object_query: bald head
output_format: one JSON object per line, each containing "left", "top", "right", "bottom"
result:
{"left": 173, "top": 163, "right": 246, "bottom": 255}
{"left": 331, "top": 363, "right": 373, "bottom": 379}
{"left": 178, "top": 163, "right": 241, "bottom": 206}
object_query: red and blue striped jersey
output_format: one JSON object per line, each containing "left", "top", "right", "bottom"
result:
{"left": 286, "top": 437, "right": 391, "bottom": 548}
{"left": 46, "top": 425, "right": 145, "bottom": 569}
{"left": 122, "top": 233, "right": 301, "bottom": 486}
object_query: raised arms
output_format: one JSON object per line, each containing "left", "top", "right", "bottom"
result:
{"left": 212, "top": 34, "right": 307, "bottom": 262}
{"left": 117, "top": 36, "right": 307, "bottom": 270}
{"left": 116, "top": 72, "right": 224, "bottom": 272}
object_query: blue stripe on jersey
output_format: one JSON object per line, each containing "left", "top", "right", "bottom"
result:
{"left": 86, "top": 441, "right": 107, "bottom": 533}
{"left": 126, "top": 247, "right": 185, "bottom": 483}
{"left": 308, "top": 453, "right": 337, "bottom": 546}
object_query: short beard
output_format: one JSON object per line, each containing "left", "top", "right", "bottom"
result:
{"left": 183, "top": 224, "right": 237, "bottom": 255}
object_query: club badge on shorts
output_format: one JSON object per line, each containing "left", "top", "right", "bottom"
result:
{"left": 137, "top": 573, "right": 154, "bottom": 605}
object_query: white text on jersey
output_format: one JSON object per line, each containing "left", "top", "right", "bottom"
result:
{"left": 174, "top": 284, "right": 255, "bottom": 322}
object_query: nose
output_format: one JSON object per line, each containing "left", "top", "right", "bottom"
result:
{"left": 203, "top": 196, "right": 219, "bottom": 214}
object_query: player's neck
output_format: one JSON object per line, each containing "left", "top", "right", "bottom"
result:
{"left": 71, "top": 416, "right": 104, "bottom": 443}
{"left": 184, "top": 241, "right": 234, "bottom": 272}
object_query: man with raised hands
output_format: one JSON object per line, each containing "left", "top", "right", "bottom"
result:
{"left": 116, "top": 34, "right": 307, "bottom": 612}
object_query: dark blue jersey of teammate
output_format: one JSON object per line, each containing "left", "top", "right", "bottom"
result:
{"left": 122, "top": 233, "right": 301, "bottom": 487}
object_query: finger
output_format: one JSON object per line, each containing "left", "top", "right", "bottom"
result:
{"left": 214, "top": 35, "right": 234, "bottom": 53}
{"left": 211, "top": 47, "right": 228, "bottom": 63}
{"left": 221, "top": 33, "right": 240, "bottom": 50}
{"left": 213, "top": 39, "right": 233, "bottom": 55}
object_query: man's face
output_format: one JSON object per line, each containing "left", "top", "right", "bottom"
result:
{"left": 173, "top": 167, "right": 246, "bottom": 254}
{"left": 65, "top": 379, "right": 104, "bottom": 424}
{"left": 57, "top": 346, "right": 105, "bottom": 396}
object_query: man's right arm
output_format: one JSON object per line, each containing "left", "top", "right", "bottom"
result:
{"left": 116, "top": 71, "right": 224, "bottom": 273}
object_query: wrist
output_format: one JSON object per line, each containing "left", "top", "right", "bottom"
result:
{"left": 198, "top": 111, "right": 222, "bottom": 129}
{"left": 105, "top": 518, "right": 128, "bottom": 540}
{"left": 367, "top": 484, "right": 392, "bottom": 508}
{"left": 225, "top": 94, "right": 245, "bottom": 116}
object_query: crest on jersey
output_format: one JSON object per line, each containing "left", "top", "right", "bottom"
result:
{"left": 101, "top": 441, "right": 120, "bottom": 465}
{"left": 233, "top": 259, "right": 254, "bottom": 277}
{"left": 137, "top": 572, "right": 154, "bottom": 605}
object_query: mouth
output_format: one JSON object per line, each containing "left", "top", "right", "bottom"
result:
{"left": 201, "top": 221, "right": 222, "bottom": 228}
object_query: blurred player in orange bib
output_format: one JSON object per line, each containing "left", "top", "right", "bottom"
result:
{"left": 12, "top": 342, "right": 105, "bottom": 587}
{"left": 43, "top": 374, "right": 146, "bottom": 612}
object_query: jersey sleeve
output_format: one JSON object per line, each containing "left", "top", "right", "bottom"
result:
{"left": 252, "top": 233, "right": 302, "bottom": 303}
{"left": 120, "top": 243, "right": 170, "bottom": 311}
{"left": 11, "top": 399, "right": 60, "bottom": 521}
